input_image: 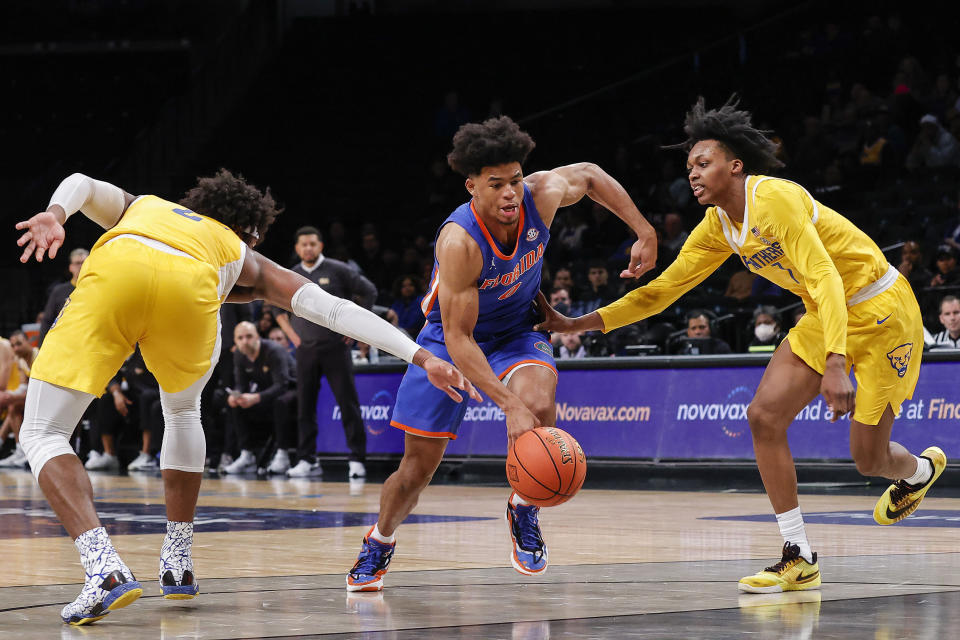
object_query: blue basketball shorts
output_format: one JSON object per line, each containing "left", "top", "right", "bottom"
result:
{"left": 389, "top": 325, "right": 557, "bottom": 439}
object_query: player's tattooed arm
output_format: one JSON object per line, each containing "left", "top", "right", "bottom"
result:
{"left": 526, "top": 163, "right": 656, "bottom": 279}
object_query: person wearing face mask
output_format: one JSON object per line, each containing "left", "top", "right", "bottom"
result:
{"left": 748, "top": 306, "right": 787, "bottom": 353}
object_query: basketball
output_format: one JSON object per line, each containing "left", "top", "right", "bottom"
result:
{"left": 506, "top": 426, "right": 587, "bottom": 507}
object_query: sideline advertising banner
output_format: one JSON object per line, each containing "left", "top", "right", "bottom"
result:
{"left": 315, "top": 361, "right": 960, "bottom": 459}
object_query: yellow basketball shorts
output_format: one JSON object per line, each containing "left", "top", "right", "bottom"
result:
{"left": 31, "top": 237, "right": 221, "bottom": 396}
{"left": 786, "top": 276, "right": 923, "bottom": 425}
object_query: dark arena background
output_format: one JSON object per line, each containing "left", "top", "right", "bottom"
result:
{"left": 2, "top": 1, "right": 960, "bottom": 638}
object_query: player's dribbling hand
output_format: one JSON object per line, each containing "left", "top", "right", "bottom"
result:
{"left": 821, "top": 354, "right": 855, "bottom": 422}
{"left": 620, "top": 235, "right": 657, "bottom": 279}
{"left": 506, "top": 403, "right": 541, "bottom": 447}
{"left": 16, "top": 210, "right": 66, "bottom": 263}
{"left": 423, "top": 356, "right": 482, "bottom": 403}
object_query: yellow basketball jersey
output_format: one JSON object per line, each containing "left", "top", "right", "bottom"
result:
{"left": 1, "top": 339, "right": 19, "bottom": 390}
{"left": 599, "top": 175, "right": 892, "bottom": 355}
{"left": 94, "top": 195, "right": 245, "bottom": 284}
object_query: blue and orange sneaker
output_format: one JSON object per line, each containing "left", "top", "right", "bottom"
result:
{"left": 506, "top": 493, "right": 548, "bottom": 575}
{"left": 346, "top": 526, "right": 395, "bottom": 592}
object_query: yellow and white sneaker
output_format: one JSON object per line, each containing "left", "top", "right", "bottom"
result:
{"left": 739, "top": 543, "right": 821, "bottom": 594}
{"left": 874, "top": 446, "right": 947, "bottom": 525}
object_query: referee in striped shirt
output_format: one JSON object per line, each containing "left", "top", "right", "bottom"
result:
{"left": 928, "top": 295, "right": 960, "bottom": 349}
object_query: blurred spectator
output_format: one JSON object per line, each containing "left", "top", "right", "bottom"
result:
{"left": 0, "top": 331, "right": 38, "bottom": 468}
{"left": 555, "top": 209, "right": 589, "bottom": 258}
{"left": 927, "top": 295, "right": 960, "bottom": 349}
{"left": 549, "top": 286, "right": 572, "bottom": 316}
{"left": 792, "top": 117, "right": 834, "bottom": 184}
{"left": 356, "top": 226, "right": 389, "bottom": 290}
{"left": 86, "top": 346, "right": 162, "bottom": 472}
{"left": 725, "top": 270, "right": 757, "bottom": 301}
{"left": 552, "top": 267, "right": 575, "bottom": 294}
{"left": 39, "top": 247, "right": 88, "bottom": 346}
{"left": 257, "top": 309, "right": 278, "bottom": 338}
{"left": 906, "top": 114, "right": 960, "bottom": 171}
{"left": 661, "top": 212, "right": 689, "bottom": 254}
{"left": 577, "top": 261, "right": 619, "bottom": 315}
{"left": 942, "top": 190, "right": 960, "bottom": 251}
{"left": 931, "top": 245, "right": 960, "bottom": 287}
{"left": 898, "top": 240, "right": 934, "bottom": 295}
{"left": 268, "top": 326, "right": 295, "bottom": 358}
{"left": 223, "top": 322, "right": 297, "bottom": 475}
{"left": 747, "top": 306, "right": 787, "bottom": 353}
{"left": 433, "top": 90, "right": 470, "bottom": 140}
{"left": 275, "top": 226, "right": 377, "bottom": 479}
{"left": 557, "top": 332, "right": 587, "bottom": 359}
{"left": 670, "top": 310, "right": 732, "bottom": 355}
{"left": 388, "top": 275, "right": 426, "bottom": 338}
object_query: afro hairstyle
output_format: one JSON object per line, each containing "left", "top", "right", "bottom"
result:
{"left": 447, "top": 116, "right": 536, "bottom": 177}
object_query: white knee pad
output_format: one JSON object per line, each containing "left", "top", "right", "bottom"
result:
{"left": 158, "top": 362, "right": 215, "bottom": 474}
{"left": 19, "top": 380, "right": 95, "bottom": 480}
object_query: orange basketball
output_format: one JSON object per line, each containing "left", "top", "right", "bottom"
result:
{"left": 506, "top": 426, "right": 587, "bottom": 507}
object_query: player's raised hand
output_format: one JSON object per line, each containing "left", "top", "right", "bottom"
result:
{"left": 423, "top": 355, "right": 482, "bottom": 403}
{"left": 620, "top": 235, "right": 657, "bottom": 279}
{"left": 16, "top": 210, "right": 66, "bottom": 263}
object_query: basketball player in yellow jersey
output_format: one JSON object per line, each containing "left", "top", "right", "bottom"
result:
{"left": 15, "top": 169, "right": 479, "bottom": 626}
{"left": 537, "top": 98, "right": 946, "bottom": 593}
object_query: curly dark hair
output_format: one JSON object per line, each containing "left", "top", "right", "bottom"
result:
{"left": 447, "top": 116, "right": 536, "bottom": 177}
{"left": 666, "top": 96, "right": 784, "bottom": 175}
{"left": 181, "top": 168, "right": 283, "bottom": 244}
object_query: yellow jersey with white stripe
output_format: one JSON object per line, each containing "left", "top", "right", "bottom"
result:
{"left": 93, "top": 195, "right": 245, "bottom": 301}
{"left": 598, "top": 175, "right": 890, "bottom": 356}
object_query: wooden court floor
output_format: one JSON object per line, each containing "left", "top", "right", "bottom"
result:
{"left": 2, "top": 465, "right": 960, "bottom": 639}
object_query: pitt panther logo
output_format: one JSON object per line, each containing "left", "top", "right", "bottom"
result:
{"left": 886, "top": 343, "right": 913, "bottom": 378}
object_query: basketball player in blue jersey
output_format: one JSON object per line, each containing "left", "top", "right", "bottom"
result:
{"left": 347, "top": 116, "right": 657, "bottom": 591}
{"left": 14, "top": 169, "right": 478, "bottom": 626}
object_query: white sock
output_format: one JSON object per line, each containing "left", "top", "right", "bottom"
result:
{"left": 775, "top": 507, "right": 814, "bottom": 564}
{"left": 370, "top": 523, "right": 395, "bottom": 544}
{"left": 75, "top": 526, "right": 126, "bottom": 580}
{"left": 160, "top": 521, "right": 194, "bottom": 582}
{"left": 510, "top": 493, "right": 529, "bottom": 507}
{"left": 903, "top": 456, "right": 933, "bottom": 486}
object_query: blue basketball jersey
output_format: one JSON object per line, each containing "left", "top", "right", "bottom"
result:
{"left": 420, "top": 186, "right": 550, "bottom": 341}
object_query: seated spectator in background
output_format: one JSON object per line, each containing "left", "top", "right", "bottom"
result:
{"left": 0, "top": 331, "right": 37, "bottom": 468}
{"left": 557, "top": 332, "right": 587, "bottom": 359}
{"left": 86, "top": 346, "right": 163, "bottom": 472}
{"left": 898, "top": 240, "right": 934, "bottom": 295}
{"left": 724, "top": 270, "right": 757, "bottom": 301}
{"left": 352, "top": 342, "right": 380, "bottom": 365}
{"left": 577, "top": 261, "right": 620, "bottom": 315}
{"left": 268, "top": 326, "right": 295, "bottom": 358}
{"left": 747, "top": 306, "right": 788, "bottom": 353}
{"left": 943, "top": 189, "right": 960, "bottom": 251}
{"left": 388, "top": 275, "right": 426, "bottom": 338}
{"left": 931, "top": 245, "right": 960, "bottom": 287}
{"left": 223, "top": 322, "right": 297, "bottom": 475}
{"left": 661, "top": 212, "right": 689, "bottom": 254}
{"left": 927, "top": 295, "right": 960, "bottom": 349}
{"left": 356, "top": 226, "right": 389, "bottom": 290}
{"left": 39, "top": 247, "right": 88, "bottom": 346}
{"left": 257, "top": 309, "right": 278, "bottom": 338}
{"left": 548, "top": 287, "right": 573, "bottom": 349}
{"left": 906, "top": 114, "right": 960, "bottom": 171}
{"left": 670, "top": 310, "right": 731, "bottom": 355}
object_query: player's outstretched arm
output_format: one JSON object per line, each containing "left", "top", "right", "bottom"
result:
{"left": 526, "top": 162, "right": 657, "bottom": 278}
{"left": 231, "top": 250, "right": 480, "bottom": 403}
{"left": 16, "top": 173, "right": 135, "bottom": 263}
